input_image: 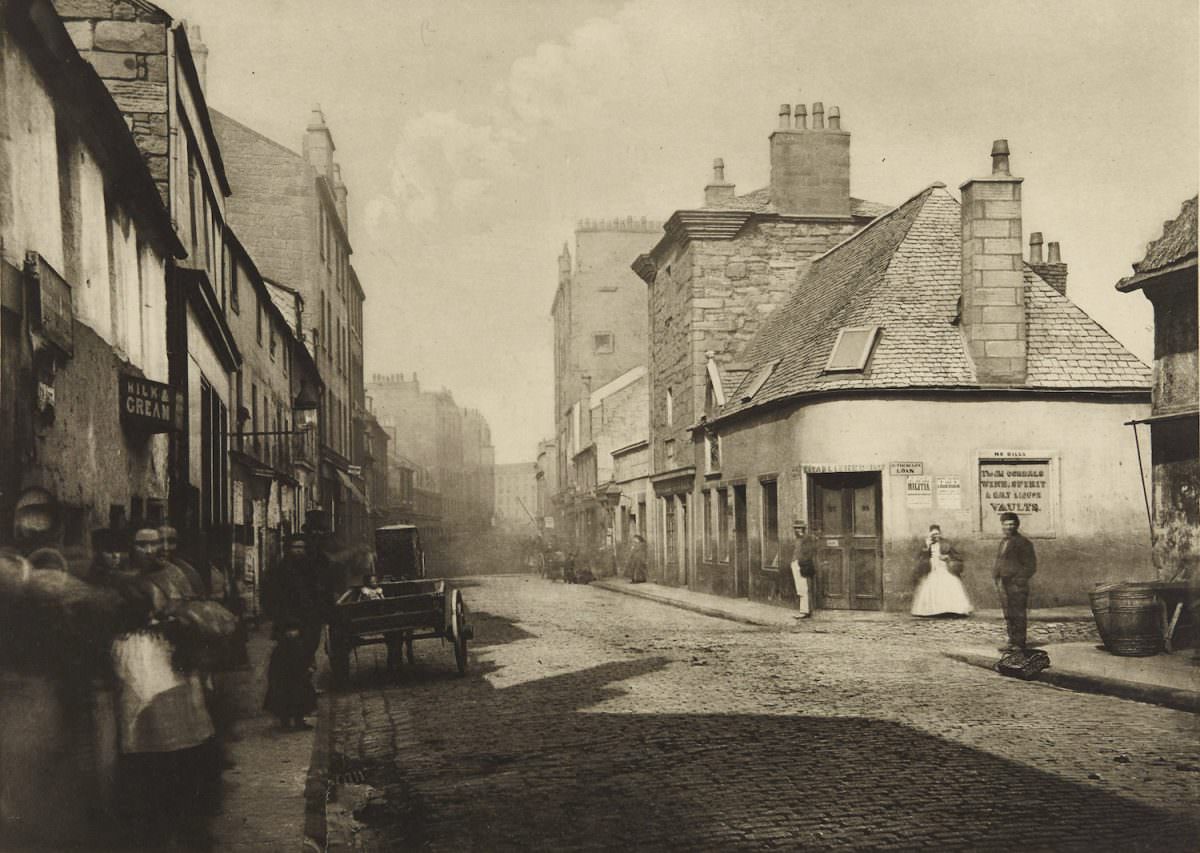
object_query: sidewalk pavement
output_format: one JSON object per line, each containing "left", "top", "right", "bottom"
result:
{"left": 207, "top": 622, "right": 320, "bottom": 852}
{"left": 591, "top": 578, "right": 1092, "bottom": 627}
{"left": 591, "top": 578, "right": 1199, "bottom": 713}
{"left": 946, "top": 642, "right": 1200, "bottom": 714}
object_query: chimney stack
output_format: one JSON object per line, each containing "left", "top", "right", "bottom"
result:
{"left": 769, "top": 100, "right": 851, "bottom": 218}
{"left": 188, "top": 25, "right": 209, "bottom": 93}
{"left": 1029, "top": 236, "right": 1068, "bottom": 297}
{"left": 705, "top": 157, "right": 736, "bottom": 205}
{"left": 332, "top": 163, "right": 349, "bottom": 230}
{"left": 960, "top": 139, "right": 1027, "bottom": 385}
{"left": 302, "top": 105, "right": 335, "bottom": 180}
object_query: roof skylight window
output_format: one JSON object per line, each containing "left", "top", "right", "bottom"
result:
{"left": 824, "top": 326, "right": 880, "bottom": 373}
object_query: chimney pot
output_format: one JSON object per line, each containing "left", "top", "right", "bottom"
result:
{"left": 794, "top": 103, "right": 807, "bottom": 130}
{"left": 713, "top": 158, "right": 725, "bottom": 182}
{"left": 1029, "top": 231, "right": 1044, "bottom": 263}
{"left": 990, "top": 139, "right": 1011, "bottom": 176}
{"left": 1047, "top": 241, "right": 1061, "bottom": 264}
{"left": 812, "top": 102, "right": 825, "bottom": 130}
{"left": 828, "top": 106, "right": 841, "bottom": 130}
{"left": 778, "top": 103, "right": 792, "bottom": 129}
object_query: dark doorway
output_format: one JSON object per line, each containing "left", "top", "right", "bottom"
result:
{"left": 808, "top": 472, "right": 882, "bottom": 610}
{"left": 733, "top": 485, "right": 748, "bottom": 597}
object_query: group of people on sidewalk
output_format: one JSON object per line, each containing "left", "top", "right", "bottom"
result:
{"left": 787, "top": 512, "right": 1039, "bottom": 651}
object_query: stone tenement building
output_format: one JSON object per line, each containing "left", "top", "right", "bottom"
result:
{"left": 632, "top": 101, "right": 888, "bottom": 582}
{"left": 367, "top": 373, "right": 495, "bottom": 535}
{"left": 211, "top": 105, "right": 369, "bottom": 546}
{"left": 494, "top": 462, "right": 538, "bottom": 532}
{"left": 551, "top": 216, "right": 660, "bottom": 533}
{"left": 56, "top": 0, "right": 247, "bottom": 575}
{"left": 1, "top": 0, "right": 181, "bottom": 558}
{"left": 659, "top": 134, "right": 1151, "bottom": 612}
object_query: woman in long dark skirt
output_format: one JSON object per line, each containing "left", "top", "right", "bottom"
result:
{"left": 263, "top": 619, "right": 317, "bottom": 730}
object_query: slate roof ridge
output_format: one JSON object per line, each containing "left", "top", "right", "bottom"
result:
{"left": 809, "top": 182, "right": 951, "bottom": 265}
{"left": 726, "top": 187, "right": 938, "bottom": 404}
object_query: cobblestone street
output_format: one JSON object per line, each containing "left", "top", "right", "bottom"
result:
{"left": 327, "top": 576, "right": 1199, "bottom": 851}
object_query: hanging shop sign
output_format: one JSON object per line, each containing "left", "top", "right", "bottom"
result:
{"left": 120, "top": 374, "right": 176, "bottom": 433}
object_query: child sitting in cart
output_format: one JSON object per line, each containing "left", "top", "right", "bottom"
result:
{"left": 357, "top": 574, "right": 385, "bottom": 601}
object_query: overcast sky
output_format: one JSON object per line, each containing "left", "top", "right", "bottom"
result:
{"left": 164, "top": 0, "right": 1197, "bottom": 464}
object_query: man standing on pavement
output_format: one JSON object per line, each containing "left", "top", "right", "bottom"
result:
{"left": 790, "top": 521, "right": 817, "bottom": 618}
{"left": 993, "top": 511, "right": 1037, "bottom": 651}
{"left": 262, "top": 534, "right": 326, "bottom": 668}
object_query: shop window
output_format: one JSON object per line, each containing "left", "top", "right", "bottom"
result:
{"left": 761, "top": 480, "right": 779, "bottom": 568}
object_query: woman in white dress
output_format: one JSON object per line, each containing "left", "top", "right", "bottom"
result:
{"left": 911, "top": 524, "right": 973, "bottom": 617}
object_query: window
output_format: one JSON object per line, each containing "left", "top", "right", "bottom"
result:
{"left": 666, "top": 388, "right": 674, "bottom": 427}
{"left": 718, "top": 487, "right": 730, "bottom": 562}
{"left": 740, "top": 359, "right": 780, "bottom": 403}
{"left": 706, "top": 431, "right": 721, "bottom": 472}
{"left": 703, "top": 490, "right": 714, "bottom": 559}
{"left": 824, "top": 326, "right": 881, "bottom": 373}
{"left": 230, "top": 258, "right": 239, "bottom": 313}
{"left": 256, "top": 296, "right": 263, "bottom": 345}
{"left": 593, "top": 332, "right": 614, "bottom": 354}
{"left": 663, "top": 496, "right": 677, "bottom": 568}
{"left": 665, "top": 439, "right": 676, "bottom": 463}
{"left": 250, "top": 383, "right": 259, "bottom": 456}
{"left": 319, "top": 207, "right": 326, "bottom": 260}
{"left": 761, "top": 480, "right": 779, "bottom": 568}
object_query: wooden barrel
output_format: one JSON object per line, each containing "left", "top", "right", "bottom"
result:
{"left": 1107, "top": 587, "right": 1162, "bottom": 656}
{"left": 1089, "top": 582, "right": 1127, "bottom": 648}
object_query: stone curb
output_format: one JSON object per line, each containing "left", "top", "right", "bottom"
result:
{"left": 302, "top": 686, "right": 336, "bottom": 851}
{"left": 592, "top": 580, "right": 788, "bottom": 628}
{"left": 943, "top": 648, "right": 1200, "bottom": 714}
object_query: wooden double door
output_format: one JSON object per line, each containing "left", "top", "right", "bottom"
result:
{"left": 809, "top": 472, "right": 883, "bottom": 610}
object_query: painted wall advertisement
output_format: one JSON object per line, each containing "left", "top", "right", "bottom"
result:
{"left": 978, "top": 459, "right": 1053, "bottom": 534}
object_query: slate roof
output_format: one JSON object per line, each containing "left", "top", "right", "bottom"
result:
{"left": 1116, "top": 196, "right": 1198, "bottom": 292}
{"left": 721, "top": 184, "right": 1150, "bottom": 419}
{"left": 705, "top": 186, "right": 891, "bottom": 219}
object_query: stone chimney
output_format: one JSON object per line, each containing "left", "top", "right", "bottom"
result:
{"left": 188, "top": 24, "right": 208, "bottom": 92}
{"left": 960, "top": 139, "right": 1027, "bottom": 385}
{"left": 332, "top": 163, "right": 349, "bottom": 230}
{"left": 1029, "top": 233, "right": 1068, "bottom": 297}
{"left": 704, "top": 158, "right": 736, "bottom": 205}
{"left": 769, "top": 101, "right": 851, "bottom": 218}
{"left": 302, "top": 105, "right": 334, "bottom": 180}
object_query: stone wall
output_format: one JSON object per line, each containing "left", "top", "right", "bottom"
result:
{"left": 54, "top": 0, "right": 170, "bottom": 205}
{"left": 648, "top": 218, "right": 861, "bottom": 474}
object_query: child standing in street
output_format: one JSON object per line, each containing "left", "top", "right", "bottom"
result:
{"left": 263, "top": 619, "right": 317, "bottom": 730}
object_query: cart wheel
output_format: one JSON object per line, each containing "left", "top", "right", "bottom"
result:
{"left": 452, "top": 595, "right": 469, "bottom": 676}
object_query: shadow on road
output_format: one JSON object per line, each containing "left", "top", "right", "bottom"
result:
{"left": 331, "top": 652, "right": 1199, "bottom": 852}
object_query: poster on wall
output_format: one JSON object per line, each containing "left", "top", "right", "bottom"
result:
{"left": 936, "top": 477, "right": 962, "bottom": 509}
{"left": 905, "top": 475, "right": 933, "bottom": 508}
{"left": 978, "top": 459, "right": 1054, "bottom": 535}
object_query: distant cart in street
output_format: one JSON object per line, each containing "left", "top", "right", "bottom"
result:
{"left": 327, "top": 525, "right": 473, "bottom": 684}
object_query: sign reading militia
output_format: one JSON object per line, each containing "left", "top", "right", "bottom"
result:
{"left": 120, "top": 374, "right": 175, "bottom": 433}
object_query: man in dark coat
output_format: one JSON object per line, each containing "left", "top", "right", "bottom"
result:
{"left": 262, "top": 535, "right": 325, "bottom": 666}
{"left": 993, "top": 512, "right": 1038, "bottom": 651}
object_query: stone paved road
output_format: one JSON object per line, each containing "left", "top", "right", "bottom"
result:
{"left": 327, "top": 576, "right": 1200, "bottom": 852}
